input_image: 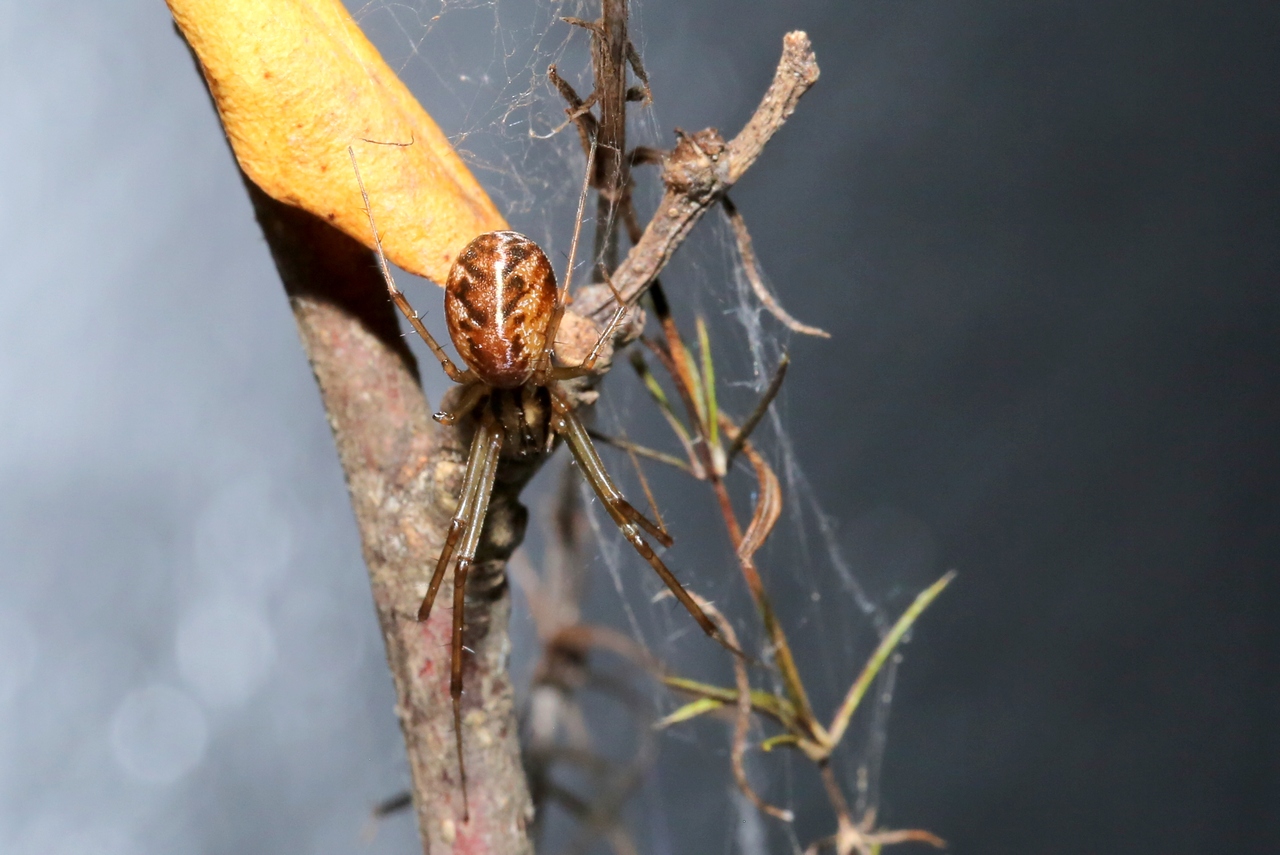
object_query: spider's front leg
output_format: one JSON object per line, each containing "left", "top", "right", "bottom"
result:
{"left": 417, "top": 410, "right": 502, "bottom": 623}
{"left": 544, "top": 273, "right": 632, "bottom": 384}
{"left": 348, "top": 146, "right": 476, "bottom": 385}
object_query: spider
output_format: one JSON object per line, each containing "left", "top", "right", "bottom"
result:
{"left": 347, "top": 146, "right": 729, "bottom": 818}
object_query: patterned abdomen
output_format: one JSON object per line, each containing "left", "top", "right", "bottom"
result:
{"left": 445, "top": 231, "right": 558, "bottom": 389}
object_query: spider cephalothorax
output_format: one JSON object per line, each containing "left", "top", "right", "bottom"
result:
{"left": 349, "top": 147, "right": 727, "bottom": 821}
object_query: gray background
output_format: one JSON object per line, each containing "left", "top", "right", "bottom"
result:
{"left": 1, "top": 1, "right": 1276, "bottom": 854}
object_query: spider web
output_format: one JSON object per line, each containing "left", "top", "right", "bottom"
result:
{"left": 348, "top": 2, "right": 939, "bottom": 852}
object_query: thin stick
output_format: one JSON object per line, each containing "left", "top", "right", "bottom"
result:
{"left": 722, "top": 195, "right": 829, "bottom": 338}
{"left": 725, "top": 354, "right": 790, "bottom": 466}
{"left": 692, "top": 594, "right": 793, "bottom": 822}
{"left": 561, "top": 137, "right": 599, "bottom": 302}
{"left": 586, "top": 428, "right": 693, "bottom": 474}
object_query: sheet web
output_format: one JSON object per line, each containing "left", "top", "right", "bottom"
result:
{"left": 349, "top": 2, "right": 938, "bottom": 852}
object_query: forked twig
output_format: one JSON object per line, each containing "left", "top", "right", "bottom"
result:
{"left": 579, "top": 31, "right": 821, "bottom": 325}
{"left": 629, "top": 301, "right": 952, "bottom": 851}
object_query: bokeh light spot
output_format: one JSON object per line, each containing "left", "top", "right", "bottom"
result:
{"left": 0, "top": 610, "right": 37, "bottom": 708}
{"left": 109, "top": 684, "right": 208, "bottom": 784}
{"left": 176, "top": 597, "right": 276, "bottom": 709}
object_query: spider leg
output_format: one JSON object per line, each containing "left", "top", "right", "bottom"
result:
{"left": 547, "top": 301, "right": 630, "bottom": 382}
{"left": 434, "top": 381, "right": 488, "bottom": 426}
{"left": 547, "top": 269, "right": 629, "bottom": 382}
{"left": 446, "top": 416, "right": 502, "bottom": 823}
{"left": 617, "top": 498, "right": 673, "bottom": 549}
{"left": 539, "top": 139, "right": 598, "bottom": 377}
{"left": 416, "top": 410, "right": 502, "bottom": 822}
{"left": 418, "top": 413, "right": 500, "bottom": 623}
{"left": 348, "top": 146, "right": 474, "bottom": 385}
{"left": 552, "top": 395, "right": 739, "bottom": 655}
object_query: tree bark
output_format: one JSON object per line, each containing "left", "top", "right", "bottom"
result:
{"left": 242, "top": 178, "right": 534, "bottom": 854}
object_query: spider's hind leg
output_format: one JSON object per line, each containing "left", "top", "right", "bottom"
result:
{"left": 552, "top": 394, "right": 740, "bottom": 656}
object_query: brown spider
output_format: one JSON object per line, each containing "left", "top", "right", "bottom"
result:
{"left": 348, "top": 147, "right": 727, "bottom": 818}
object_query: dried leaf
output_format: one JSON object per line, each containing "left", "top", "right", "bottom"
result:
{"left": 167, "top": 0, "right": 506, "bottom": 284}
{"left": 734, "top": 438, "right": 819, "bottom": 736}
{"left": 722, "top": 196, "right": 829, "bottom": 338}
{"left": 737, "top": 443, "right": 783, "bottom": 563}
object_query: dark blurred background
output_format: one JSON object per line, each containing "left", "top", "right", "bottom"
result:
{"left": 1, "top": 2, "right": 1276, "bottom": 854}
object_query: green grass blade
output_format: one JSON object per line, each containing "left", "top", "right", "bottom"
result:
{"left": 825, "top": 570, "right": 956, "bottom": 751}
{"left": 653, "top": 697, "right": 724, "bottom": 729}
{"left": 661, "top": 675, "right": 797, "bottom": 726}
{"left": 697, "top": 316, "right": 720, "bottom": 457}
{"left": 630, "top": 351, "right": 695, "bottom": 452}
{"left": 760, "top": 734, "right": 799, "bottom": 752}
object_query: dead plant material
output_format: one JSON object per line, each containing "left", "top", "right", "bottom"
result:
{"left": 628, "top": 304, "right": 953, "bottom": 852}
{"left": 722, "top": 195, "right": 830, "bottom": 338}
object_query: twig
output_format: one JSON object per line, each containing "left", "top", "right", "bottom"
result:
{"left": 722, "top": 195, "right": 830, "bottom": 338}
{"left": 725, "top": 354, "right": 790, "bottom": 467}
{"left": 559, "top": 0, "right": 632, "bottom": 279}
{"left": 577, "top": 31, "right": 821, "bottom": 327}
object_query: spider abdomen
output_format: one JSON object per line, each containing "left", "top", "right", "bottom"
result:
{"left": 445, "top": 230, "right": 558, "bottom": 389}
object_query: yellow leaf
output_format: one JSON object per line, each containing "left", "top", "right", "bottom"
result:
{"left": 167, "top": 0, "right": 506, "bottom": 284}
